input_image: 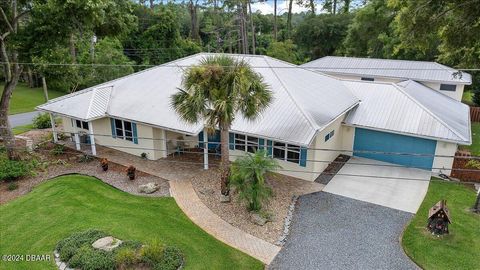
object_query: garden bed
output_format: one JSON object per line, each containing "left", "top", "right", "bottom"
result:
{"left": 190, "top": 168, "right": 323, "bottom": 244}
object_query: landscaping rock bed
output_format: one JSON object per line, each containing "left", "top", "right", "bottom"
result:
{"left": 190, "top": 169, "right": 323, "bottom": 244}
{"left": 0, "top": 146, "right": 170, "bottom": 204}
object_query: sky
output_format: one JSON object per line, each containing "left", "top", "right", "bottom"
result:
{"left": 250, "top": 0, "right": 321, "bottom": 15}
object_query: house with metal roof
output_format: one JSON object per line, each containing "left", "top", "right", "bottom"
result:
{"left": 302, "top": 56, "right": 472, "bottom": 101}
{"left": 37, "top": 53, "right": 471, "bottom": 181}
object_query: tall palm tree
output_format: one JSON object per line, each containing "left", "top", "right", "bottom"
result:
{"left": 171, "top": 55, "right": 273, "bottom": 197}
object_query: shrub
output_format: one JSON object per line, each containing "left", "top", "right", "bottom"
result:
{"left": 69, "top": 245, "right": 115, "bottom": 270}
{"left": 56, "top": 229, "right": 107, "bottom": 262}
{"left": 229, "top": 150, "right": 280, "bottom": 211}
{"left": 32, "top": 113, "right": 52, "bottom": 129}
{"left": 7, "top": 182, "right": 18, "bottom": 191}
{"left": 156, "top": 246, "right": 183, "bottom": 270}
{"left": 140, "top": 240, "right": 165, "bottom": 266}
{"left": 51, "top": 144, "right": 65, "bottom": 155}
{"left": 115, "top": 247, "right": 138, "bottom": 268}
{"left": 466, "top": 160, "right": 480, "bottom": 170}
{"left": 78, "top": 154, "right": 94, "bottom": 163}
{"left": 0, "top": 158, "right": 32, "bottom": 182}
{"left": 141, "top": 152, "right": 148, "bottom": 159}
{"left": 126, "top": 165, "right": 136, "bottom": 180}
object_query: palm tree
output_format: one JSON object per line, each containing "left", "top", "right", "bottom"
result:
{"left": 230, "top": 149, "right": 280, "bottom": 211}
{"left": 171, "top": 55, "right": 273, "bottom": 197}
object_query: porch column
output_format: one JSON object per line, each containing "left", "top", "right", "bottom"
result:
{"left": 73, "top": 122, "right": 81, "bottom": 151}
{"left": 49, "top": 113, "right": 58, "bottom": 143}
{"left": 203, "top": 128, "right": 208, "bottom": 170}
{"left": 161, "top": 129, "right": 167, "bottom": 158}
{"left": 88, "top": 121, "right": 96, "bottom": 156}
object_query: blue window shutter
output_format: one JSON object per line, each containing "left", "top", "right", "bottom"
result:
{"left": 199, "top": 131, "right": 204, "bottom": 148}
{"left": 110, "top": 118, "right": 116, "bottom": 138}
{"left": 132, "top": 123, "right": 138, "bottom": 144}
{"left": 300, "top": 147, "right": 307, "bottom": 167}
{"left": 267, "top": 140, "right": 273, "bottom": 156}
{"left": 229, "top": 132, "right": 235, "bottom": 150}
{"left": 258, "top": 138, "right": 265, "bottom": 150}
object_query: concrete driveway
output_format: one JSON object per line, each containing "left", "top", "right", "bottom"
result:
{"left": 323, "top": 157, "right": 431, "bottom": 213}
{"left": 270, "top": 192, "right": 418, "bottom": 270}
{"left": 8, "top": 111, "right": 39, "bottom": 127}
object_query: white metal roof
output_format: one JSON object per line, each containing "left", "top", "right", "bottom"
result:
{"left": 302, "top": 56, "right": 472, "bottom": 85}
{"left": 342, "top": 80, "right": 471, "bottom": 145}
{"left": 37, "top": 53, "right": 359, "bottom": 146}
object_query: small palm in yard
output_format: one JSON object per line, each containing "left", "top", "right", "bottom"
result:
{"left": 230, "top": 150, "right": 280, "bottom": 211}
{"left": 171, "top": 55, "right": 273, "bottom": 197}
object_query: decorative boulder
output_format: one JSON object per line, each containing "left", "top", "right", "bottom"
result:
{"left": 138, "top": 182, "right": 160, "bottom": 194}
{"left": 251, "top": 213, "right": 268, "bottom": 226}
{"left": 92, "top": 236, "right": 122, "bottom": 252}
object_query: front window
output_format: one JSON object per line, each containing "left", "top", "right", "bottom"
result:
{"left": 273, "top": 141, "right": 301, "bottom": 164}
{"left": 234, "top": 133, "right": 259, "bottom": 153}
{"left": 75, "top": 120, "right": 89, "bottom": 130}
{"left": 114, "top": 119, "right": 134, "bottom": 142}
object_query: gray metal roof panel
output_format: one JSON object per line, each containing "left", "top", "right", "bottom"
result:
{"left": 302, "top": 56, "right": 472, "bottom": 84}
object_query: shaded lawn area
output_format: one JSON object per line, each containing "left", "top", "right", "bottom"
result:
{"left": 460, "top": 122, "right": 480, "bottom": 156}
{"left": 0, "top": 82, "right": 64, "bottom": 115}
{"left": 402, "top": 180, "right": 480, "bottom": 270}
{"left": 12, "top": 124, "right": 34, "bottom": 135}
{"left": 0, "top": 175, "right": 262, "bottom": 270}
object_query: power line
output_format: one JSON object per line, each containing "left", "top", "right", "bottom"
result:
{"left": 6, "top": 128, "right": 478, "bottom": 160}
{"left": 1, "top": 61, "right": 478, "bottom": 71}
{"left": 7, "top": 145, "right": 480, "bottom": 183}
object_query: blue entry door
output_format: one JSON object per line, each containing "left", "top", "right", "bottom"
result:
{"left": 353, "top": 128, "right": 436, "bottom": 170}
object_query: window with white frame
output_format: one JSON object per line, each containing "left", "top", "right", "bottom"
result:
{"left": 324, "top": 130, "right": 335, "bottom": 142}
{"left": 114, "top": 119, "right": 134, "bottom": 142}
{"left": 234, "top": 133, "right": 259, "bottom": 153}
{"left": 72, "top": 119, "right": 89, "bottom": 130}
{"left": 273, "top": 141, "right": 301, "bottom": 164}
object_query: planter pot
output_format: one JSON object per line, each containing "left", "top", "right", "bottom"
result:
{"left": 128, "top": 174, "right": 135, "bottom": 180}
{"left": 101, "top": 165, "right": 108, "bottom": 171}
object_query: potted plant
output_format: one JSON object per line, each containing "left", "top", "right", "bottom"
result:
{"left": 100, "top": 158, "right": 109, "bottom": 171}
{"left": 126, "top": 165, "right": 136, "bottom": 180}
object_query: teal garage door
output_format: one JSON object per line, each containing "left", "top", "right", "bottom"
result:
{"left": 353, "top": 128, "right": 436, "bottom": 170}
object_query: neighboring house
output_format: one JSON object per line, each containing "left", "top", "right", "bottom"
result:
{"left": 301, "top": 56, "right": 472, "bottom": 101}
{"left": 37, "top": 53, "right": 471, "bottom": 181}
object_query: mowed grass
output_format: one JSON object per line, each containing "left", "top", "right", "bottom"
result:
{"left": 0, "top": 175, "right": 262, "bottom": 270}
{"left": 0, "top": 82, "right": 64, "bottom": 115}
{"left": 12, "top": 124, "right": 34, "bottom": 135}
{"left": 402, "top": 180, "right": 480, "bottom": 270}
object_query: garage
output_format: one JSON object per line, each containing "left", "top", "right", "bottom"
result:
{"left": 353, "top": 128, "right": 437, "bottom": 170}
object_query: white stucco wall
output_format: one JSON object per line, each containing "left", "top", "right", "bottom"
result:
{"left": 341, "top": 125, "right": 355, "bottom": 155}
{"left": 432, "top": 141, "right": 458, "bottom": 176}
{"left": 228, "top": 115, "right": 348, "bottom": 182}
{"left": 419, "top": 82, "right": 464, "bottom": 101}
{"left": 324, "top": 73, "right": 401, "bottom": 83}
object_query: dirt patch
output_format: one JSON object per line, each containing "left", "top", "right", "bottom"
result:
{"left": 190, "top": 169, "right": 323, "bottom": 244}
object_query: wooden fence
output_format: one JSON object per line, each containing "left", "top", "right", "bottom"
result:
{"left": 471, "top": 107, "right": 480, "bottom": 122}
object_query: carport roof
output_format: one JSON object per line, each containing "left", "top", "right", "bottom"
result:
{"left": 36, "top": 53, "right": 359, "bottom": 146}
{"left": 342, "top": 79, "right": 471, "bottom": 145}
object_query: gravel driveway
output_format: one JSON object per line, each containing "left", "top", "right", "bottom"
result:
{"left": 270, "top": 192, "right": 418, "bottom": 270}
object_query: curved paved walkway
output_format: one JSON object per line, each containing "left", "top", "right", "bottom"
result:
{"left": 170, "top": 181, "right": 281, "bottom": 265}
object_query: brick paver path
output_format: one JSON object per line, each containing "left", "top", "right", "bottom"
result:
{"left": 170, "top": 181, "right": 281, "bottom": 265}
{"left": 94, "top": 146, "right": 281, "bottom": 265}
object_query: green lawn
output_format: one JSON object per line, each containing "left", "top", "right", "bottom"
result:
{"left": 0, "top": 82, "right": 64, "bottom": 115}
{"left": 0, "top": 175, "right": 262, "bottom": 270}
{"left": 12, "top": 124, "right": 34, "bottom": 135}
{"left": 462, "top": 90, "right": 474, "bottom": 106}
{"left": 402, "top": 180, "right": 480, "bottom": 270}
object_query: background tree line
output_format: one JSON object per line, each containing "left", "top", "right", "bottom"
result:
{"left": 1, "top": 0, "right": 479, "bottom": 93}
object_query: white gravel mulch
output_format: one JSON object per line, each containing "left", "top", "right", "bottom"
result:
{"left": 190, "top": 168, "right": 323, "bottom": 244}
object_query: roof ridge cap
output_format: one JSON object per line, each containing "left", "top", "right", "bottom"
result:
{"left": 263, "top": 56, "right": 319, "bottom": 131}
{"left": 392, "top": 82, "right": 467, "bottom": 142}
